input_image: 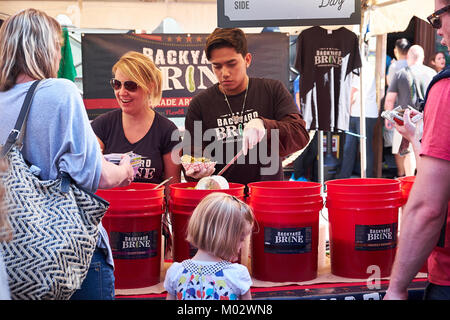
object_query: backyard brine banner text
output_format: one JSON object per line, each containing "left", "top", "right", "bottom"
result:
{"left": 82, "top": 32, "right": 290, "bottom": 119}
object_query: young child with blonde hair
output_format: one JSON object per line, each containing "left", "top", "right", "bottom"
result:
{"left": 164, "top": 192, "right": 254, "bottom": 300}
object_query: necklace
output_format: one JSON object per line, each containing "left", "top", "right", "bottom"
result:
{"left": 222, "top": 80, "right": 249, "bottom": 131}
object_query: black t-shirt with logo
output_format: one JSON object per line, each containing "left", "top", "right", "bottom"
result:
{"left": 184, "top": 77, "right": 301, "bottom": 185}
{"left": 295, "top": 26, "right": 361, "bottom": 131}
{"left": 91, "top": 109, "right": 181, "bottom": 184}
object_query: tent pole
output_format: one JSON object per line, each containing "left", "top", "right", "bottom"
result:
{"left": 318, "top": 130, "right": 324, "bottom": 193}
{"left": 374, "top": 34, "right": 387, "bottom": 178}
{"left": 359, "top": 3, "right": 367, "bottom": 178}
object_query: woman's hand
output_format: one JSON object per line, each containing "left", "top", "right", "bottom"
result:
{"left": 98, "top": 154, "right": 134, "bottom": 189}
{"left": 118, "top": 154, "right": 135, "bottom": 186}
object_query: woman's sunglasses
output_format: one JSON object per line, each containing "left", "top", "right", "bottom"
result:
{"left": 110, "top": 78, "right": 139, "bottom": 92}
{"left": 427, "top": 4, "right": 450, "bottom": 29}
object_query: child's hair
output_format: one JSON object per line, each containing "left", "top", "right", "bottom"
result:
{"left": 186, "top": 192, "right": 254, "bottom": 261}
{"left": 0, "top": 157, "right": 11, "bottom": 242}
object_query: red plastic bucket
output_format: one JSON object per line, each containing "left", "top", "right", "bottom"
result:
{"left": 169, "top": 182, "right": 245, "bottom": 262}
{"left": 248, "top": 181, "right": 323, "bottom": 282}
{"left": 397, "top": 176, "right": 415, "bottom": 205}
{"left": 96, "top": 183, "right": 165, "bottom": 289}
{"left": 325, "top": 178, "right": 401, "bottom": 278}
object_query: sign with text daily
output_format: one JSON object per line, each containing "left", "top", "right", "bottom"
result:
{"left": 82, "top": 33, "right": 289, "bottom": 119}
{"left": 218, "top": 0, "right": 361, "bottom": 27}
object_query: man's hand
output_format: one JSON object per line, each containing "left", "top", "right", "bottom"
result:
{"left": 242, "top": 118, "right": 265, "bottom": 155}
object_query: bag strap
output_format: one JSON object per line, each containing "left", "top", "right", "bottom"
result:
{"left": 1, "top": 80, "right": 42, "bottom": 158}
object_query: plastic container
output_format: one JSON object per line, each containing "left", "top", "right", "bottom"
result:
{"left": 96, "top": 183, "right": 165, "bottom": 289}
{"left": 397, "top": 176, "right": 416, "bottom": 205}
{"left": 325, "top": 178, "right": 402, "bottom": 278}
{"left": 248, "top": 181, "right": 323, "bottom": 282}
{"left": 169, "top": 182, "right": 245, "bottom": 262}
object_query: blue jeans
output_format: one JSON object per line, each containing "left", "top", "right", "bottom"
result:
{"left": 70, "top": 248, "right": 115, "bottom": 300}
{"left": 423, "top": 283, "right": 450, "bottom": 300}
{"left": 336, "top": 116, "right": 377, "bottom": 178}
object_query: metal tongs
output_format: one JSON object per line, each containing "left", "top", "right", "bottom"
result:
{"left": 217, "top": 150, "right": 244, "bottom": 176}
{"left": 153, "top": 176, "right": 173, "bottom": 189}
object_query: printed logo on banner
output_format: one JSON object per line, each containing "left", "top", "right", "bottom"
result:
{"left": 109, "top": 231, "right": 158, "bottom": 260}
{"left": 354, "top": 223, "right": 398, "bottom": 251}
{"left": 264, "top": 226, "right": 312, "bottom": 254}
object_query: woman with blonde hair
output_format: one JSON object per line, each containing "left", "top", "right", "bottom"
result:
{"left": 91, "top": 51, "right": 182, "bottom": 195}
{"left": 0, "top": 8, "right": 134, "bottom": 300}
{"left": 164, "top": 192, "right": 254, "bottom": 300}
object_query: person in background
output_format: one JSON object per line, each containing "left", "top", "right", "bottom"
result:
{"left": 293, "top": 74, "right": 300, "bottom": 109}
{"left": 336, "top": 60, "right": 378, "bottom": 179}
{"left": 183, "top": 28, "right": 310, "bottom": 186}
{"left": 91, "top": 51, "right": 182, "bottom": 196}
{"left": 384, "top": 0, "right": 450, "bottom": 300}
{"left": 164, "top": 193, "right": 254, "bottom": 300}
{"left": 0, "top": 8, "right": 134, "bottom": 300}
{"left": 0, "top": 157, "right": 11, "bottom": 300}
{"left": 383, "top": 39, "right": 410, "bottom": 175}
{"left": 429, "top": 51, "right": 447, "bottom": 73}
{"left": 386, "top": 38, "right": 411, "bottom": 87}
{"left": 384, "top": 45, "right": 436, "bottom": 177}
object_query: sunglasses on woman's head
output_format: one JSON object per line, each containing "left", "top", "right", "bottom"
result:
{"left": 110, "top": 78, "right": 139, "bottom": 92}
{"left": 427, "top": 4, "right": 450, "bottom": 29}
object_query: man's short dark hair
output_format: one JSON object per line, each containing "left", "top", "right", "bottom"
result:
{"left": 205, "top": 28, "right": 248, "bottom": 60}
{"left": 395, "top": 38, "right": 411, "bottom": 55}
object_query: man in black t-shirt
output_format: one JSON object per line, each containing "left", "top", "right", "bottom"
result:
{"left": 184, "top": 28, "right": 309, "bottom": 185}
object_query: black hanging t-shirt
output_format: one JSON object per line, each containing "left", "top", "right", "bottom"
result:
{"left": 295, "top": 26, "right": 361, "bottom": 132}
{"left": 91, "top": 109, "right": 181, "bottom": 184}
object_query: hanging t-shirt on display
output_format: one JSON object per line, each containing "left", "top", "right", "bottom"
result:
{"left": 295, "top": 26, "right": 362, "bottom": 132}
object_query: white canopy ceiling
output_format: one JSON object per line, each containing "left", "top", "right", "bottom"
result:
{"left": 0, "top": 1, "right": 435, "bottom": 35}
{"left": 366, "top": 0, "right": 434, "bottom": 35}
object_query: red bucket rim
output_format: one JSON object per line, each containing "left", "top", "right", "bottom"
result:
{"left": 248, "top": 180, "right": 322, "bottom": 190}
{"left": 326, "top": 197, "right": 402, "bottom": 204}
{"left": 325, "top": 178, "right": 400, "bottom": 187}
{"left": 249, "top": 199, "right": 324, "bottom": 206}
{"left": 169, "top": 181, "right": 245, "bottom": 191}
{"left": 397, "top": 176, "right": 416, "bottom": 183}
{"left": 248, "top": 193, "right": 323, "bottom": 199}
{"left": 97, "top": 182, "right": 164, "bottom": 192}
{"left": 326, "top": 190, "right": 401, "bottom": 197}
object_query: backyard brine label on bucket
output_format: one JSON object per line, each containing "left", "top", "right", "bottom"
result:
{"left": 355, "top": 223, "right": 398, "bottom": 251}
{"left": 264, "top": 227, "right": 312, "bottom": 254}
{"left": 110, "top": 231, "right": 158, "bottom": 259}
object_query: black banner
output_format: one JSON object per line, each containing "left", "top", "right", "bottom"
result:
{"left": 81, "top": 32, "right": 290, "bottom": 119}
